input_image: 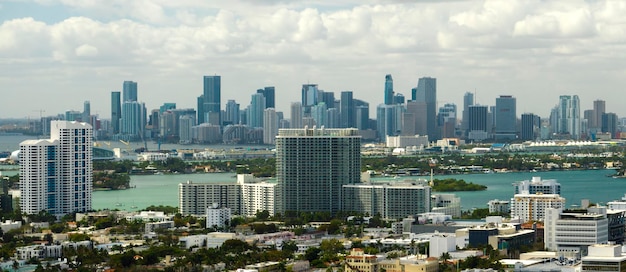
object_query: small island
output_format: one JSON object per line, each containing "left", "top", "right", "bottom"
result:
{"left": 93, "top": 171, "right": 131, "bottom": 190}
{"left": 432, "top": 178, "right": 487, "bottom": 192}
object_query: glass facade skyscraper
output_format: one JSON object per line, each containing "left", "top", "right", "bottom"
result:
{"left": 414, "top": 77, "right": 437, "bottom": 140}
{"left": 494, "top": 95, "right": 517, "bottom": 140}
{"left": 123, "top": 81, "right": 137, "bottom": 102}
{"left": 384, "top": 74, "right": 393, "bottom": 105}
{"left": 198, "top": 75, "right": 221, "bottom": 125}
{"left": 111, "top": 91, "right": 121, "bottom": 134}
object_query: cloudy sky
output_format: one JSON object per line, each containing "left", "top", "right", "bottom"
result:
{"left": 1, "top": 0, "right": 626, "bottom": 120}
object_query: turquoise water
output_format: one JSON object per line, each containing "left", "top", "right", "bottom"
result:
{"left": 428, "top": 169, "right": 622, "bottom": 210}
{"left": 93, "top": 172, "right": 235, "bottom": 211}
{"left": 93, "top": 169, "right": 624, "bottom": 212}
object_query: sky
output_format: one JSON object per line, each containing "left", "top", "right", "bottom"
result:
{"left": 1, "top": 0, "right": 626, "bottom": 120}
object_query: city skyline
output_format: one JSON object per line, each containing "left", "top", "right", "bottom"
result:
{"left": 2, "top": 1, "right": 626, "bottom": 119}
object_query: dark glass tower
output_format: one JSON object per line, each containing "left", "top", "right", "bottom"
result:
{"left": 257, "top": 87, "right": 275, "bottom": 109}
{"left": 111, "top": 91, "right": 121, "bottom": 134}
{"left": 384, "top": 74, "right": 393, "bottom": 105}
{"left": 122, "top": 81, "right": 137, "bottom": 102}
{"left": 340, "top": 91, "right": 354, "bottom": 128}
{"left": 198, "top": 75, "right": 221, "bottom": 125}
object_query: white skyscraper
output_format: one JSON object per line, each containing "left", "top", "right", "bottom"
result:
{"left": 19, "top": 121, "right": 93, "bottom": 218}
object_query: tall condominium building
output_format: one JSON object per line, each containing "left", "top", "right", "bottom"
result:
{"left": 19, "top": 121, "right": 93, "bottom": 218}
{"left": 198, "top": 75, "right": 221, "bottom": 125}
{"left": 276, "top": 128, "right": 360, "bottom": 215}
{"left": 121, "top": 101, "right": 146, "bottom": 138}
{"left": 311, "top": 102, "right": 327, "bottom": 127}
{"left": 122, "top": 81, "right": 137, "bottom": 102}
{"left": 414, "top": 77, "right": 437, "bottom": 140}
{"left": 224, "top": 100, "right": 240, "bottom": 126}
{"left": 557, "top": 95, "right": 581, "bottom": 139}
{"left": 494, "top": 95, "right": 517, "bottom": 140}
{"left": 343, "top": 181, "right": 431, "bottom": 220}
{"left": 263, "top": 108, "right": 278, "bottom": 145}
{"left": 340, "top": 91, "right": 355, "bottom": 128}
{"left": 111, "top": 91, "right": 121, "bottom": 134}
{"left": 510, "top": 193, "right": 565, "bottom": 223}
{"left": 438, "top": 103, "right": 457, "bottom": 139}
{"left": 384, "top": 74, "right": 394, "bottom": 105}
{"left": 468, "top": 105, "right": 488, "bottom": 141}
{"left": 376, "top": 104, "right": 403, "bottom": 139}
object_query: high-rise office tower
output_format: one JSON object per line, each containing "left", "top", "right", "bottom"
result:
{"left": 404, "top": 101, "right": 427, "bottom": 136}
{"left": 82, "top": 101, "right": 91, "bottom": 124}
{"left": 320, "top": 91, "right": 336, "bottom": 109}
{"left": 247, "top": 93, "right": 266, "bottom": 128}
{"left": 438, "top": 103, "right": 457, "bottom": 138}
{"left": 276, "top": 127, "right": 361, "bottom": 214}
{"left": 19, "top": 121, "right": 93, "bottom": 218}
{"left": 111, "top": 92, "right": 121, "bottom": 134}
{"left": 263, "top": 108, "right": 278, "bottom": 144}
{"left": 414, "top": 77, "right": 437, "bottom": 140}
{"left": 592, "top": 100, "right": 606, "bottom": 129}
{"left": 179, "top": 115, "right": 195, "bottom": 144}
{"left": 311, "top": 102, "right": 327, "bottom": 127}
{"left": 290, "top": 102, "right": 303, "bottom": 129}
{"left": 301, "top": 84, "right": 318, "bottom": 116}
{"left": 354, "top": 99, "right": 369, "bottom": 130}
{"left": 224, "top": 100, "right": 240, "bottom": 125}
{"left": 377, "top": 104, "right": 402, "bottom": 139}
{"left": 521, "top": 113, "right": 537, "bottom": 141}
{"left": 494, "top": 95, "right": 517, "bottom": 140}
{"left": 384, "top": 74, "right": 394, "bottom": 105}
{"left": 462, "top": 92, "right": 474, "bottom": 137}
{"left": 198, "top": 75, "right": 221, "bottom": 125}
{"left": 602, "top": 113, "right": 618, "bottom": 137}
{"left": 393, "top": 93, "right": 405, "bottom": 105}
{"left": 557, "top": 95, "right": 581, "bottom": 139}
{"left": 122, "top": 81, "right": 137, "bottom": 102}
{"left": 340, "top": 91, "right": 355, "bottom": 128}
{"left": 257, "top": 87, "right": 275, "bottom": 109}
{"left": 326, "top": 108, "right": 339, "bottom": 128}
{"left": 159, "top": 103, "right": 176, "bottom": 113}
{"left": 121, "top": 101, "right": 146, "bottom": 138}
{"left": 469, "top": 105, "right": 488, "bottom": 132}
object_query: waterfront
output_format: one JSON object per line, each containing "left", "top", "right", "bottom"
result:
{"left": 91, "top": 169, "right": 624, "bottom": 212}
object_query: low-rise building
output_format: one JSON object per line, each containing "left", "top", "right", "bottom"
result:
{"left": 544, "top": 208, "right": 609, "bottom": 255}
{"left": 582, "top": 244, "right": 626, "bottom": 272}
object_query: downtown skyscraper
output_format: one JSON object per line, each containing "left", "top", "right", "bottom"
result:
{"left": 413, "top": 77, "right": 437, "bottom": 140}
{"left": 19, "top": 121, "right": 93, "bottom": 218}
{"left": 556, "top": 95, "right": 581, "bottom": 139}
{"left": 198, "top": 75, "right": 221, "bottom": 125}
{"left": 494, "top": 95, "right": 517, "bottom": 140}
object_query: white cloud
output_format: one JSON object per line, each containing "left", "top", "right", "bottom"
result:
{"left": 75, "top": 44, "right": 98, "bottom": 57}
{"left": 2, "top": 0, "right": 626, "bottom": 119}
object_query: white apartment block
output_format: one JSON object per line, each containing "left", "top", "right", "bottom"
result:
{"left": 431, "top": 194, "right": 462, "bottom": 218}
{"left": 582, "top": 244, "right": 626, "bottom": 272}
{"left": 510, "top": 193, "right": 565, "bottom": 223}
{"left": 19, "top": 121, "right": 93, "bottom": 217}
{"left": 179, "top": 181, "right": 241, "bottom": 216}
{"left": 240, "top": 181, "right": 278, "bottom": 217}
{"left": 544, "top": 208, "right": 608, "bottom": 254}
{"left": 513, "top": 176, "right": 561, "bottom": 195}
{"left": 607, "top": 194, "right": 626, "bottom": 211}
{"left": 206, "top": 205, "right": 231, "bottom": 229}
{"left": 179, "top": 175, "right": 277, "bottom": 217}
{"left": 385, "top": 135, "right": 429, "bottom": 148}
{"left": 342, "top": 181, "right": 431, "bottom": 220}
{"left": 488, "top": 199, "right": 510, "bottom": 214}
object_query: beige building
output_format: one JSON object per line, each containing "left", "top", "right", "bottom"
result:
{"left": 345, "top": 249, "right": 439, "bottom": 272}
